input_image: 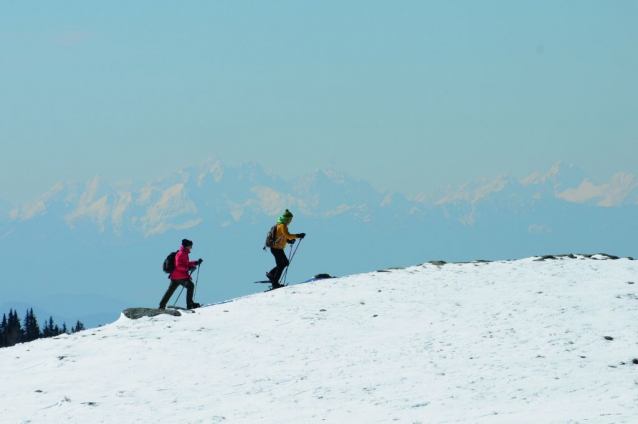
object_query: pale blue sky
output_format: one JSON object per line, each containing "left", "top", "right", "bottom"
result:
{"left": 1, "top": 1, "right": 637, "bottom": 205}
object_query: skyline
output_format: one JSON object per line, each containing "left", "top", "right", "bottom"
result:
{"left": 1, "top": 1, "right": 637, "bottom": 205}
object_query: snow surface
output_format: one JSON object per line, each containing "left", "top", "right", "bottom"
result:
{"left": 2, "top": 256, "right": 638, "bottom": 423}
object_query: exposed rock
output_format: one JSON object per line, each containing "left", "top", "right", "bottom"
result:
{"left": 554, "top": 254, "right": 577, "bottom": 259}
{"left": 598, "top": 253, "right": 620, "bottom": 260}
{"left": 535, "top": 253, "right": 622, "bottom": 261}
{"left": 123, "top": 307, "right": 181, "bottom": 320}
{"left": 428, "top": 261, "right": 447, "bottom": 266}
{"left": 314, "top": 273, "right": 335, "bottom": 279}
{"left": 535, "top": 255, "right": 557, "bottom": 261}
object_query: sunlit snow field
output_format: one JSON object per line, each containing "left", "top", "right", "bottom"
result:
{"left": 1, "top": 255, "right": 637, "bottom": 423}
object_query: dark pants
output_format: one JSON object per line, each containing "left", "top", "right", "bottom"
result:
{"left": 269, "top": 248, "right": 289, "bottom": 285}
{"left": 159, "top": 279, "right": 194, "bottom": 308}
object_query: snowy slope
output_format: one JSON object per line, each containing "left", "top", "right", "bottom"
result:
{"left": 1, "top": 256, "right": 637, "bottom": 423}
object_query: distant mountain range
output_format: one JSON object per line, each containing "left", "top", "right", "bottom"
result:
{"left": 5, "top": 160, "right": 638, "bottom": 235}
{"left": 1, "top": 159, "right": 636, "bottom": 328}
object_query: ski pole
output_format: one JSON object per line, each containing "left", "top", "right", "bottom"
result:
{"left": 281, "top": 244, "right": 293, "bottom": 286}
{"left": 281, "top": 238, "right": 302, "bottom": 287}
{"left": 172, "top": 267, "right": 196, "bottom": 308}
{"left": 282, "top": 240, "right": 301, "bottom": 286}
{"left": 172, "top": 286, "right": 185, "bottom": 307}
{"left": 289, "top": 238, "right": 302, "bottom": 263}
{"left": 194, "top": 264, "right": 201, "bottom": 297}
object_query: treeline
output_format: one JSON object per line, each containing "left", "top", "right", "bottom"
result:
{"left": 0, "top": 308, "right": 85, "bottom": 348}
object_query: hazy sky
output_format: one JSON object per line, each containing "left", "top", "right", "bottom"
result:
{"left": 1, "top": 1, "right": 637, "bottom": 205}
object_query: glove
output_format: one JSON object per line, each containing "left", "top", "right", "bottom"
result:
{"left": 197, "top": 258, "right": 203, "bottom": 265}
{"left": 287, "top": 239, "right": 296, "bottom": 245}
{"left": 189, "top": 266, "right": 197, "bottom": 272}
{"left": 297, "top": 233, "right": 306, "bottom": 239}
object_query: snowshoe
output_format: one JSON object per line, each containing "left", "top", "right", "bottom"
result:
{"left": 269, "top": 282, "right": 283, "bottom": 291}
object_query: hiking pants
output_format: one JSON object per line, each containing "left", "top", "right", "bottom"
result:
{"left": 269, "top": 248, "right": 289, "bottom": 284}
{"left": 159, "top": 279, "right": 194, "bottom": 308}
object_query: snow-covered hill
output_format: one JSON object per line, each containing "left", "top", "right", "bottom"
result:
{"left": 1, "top": 255, "right": 637, "bottom": 423}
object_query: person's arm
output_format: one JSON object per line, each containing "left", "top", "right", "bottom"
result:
{"left": 281, "top": 224, "right": 297, "bottom": 241}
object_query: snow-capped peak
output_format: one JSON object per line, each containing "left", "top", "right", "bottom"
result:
{"left": 521, "top": 161, "right": 587, "bottom": 191}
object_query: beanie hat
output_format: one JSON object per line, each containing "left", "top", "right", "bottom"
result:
{"left": 182, "top": 239, "right": 193, "bottom": 247}
{"left": 278, "top": 209, "right": 293, "bottom": 224}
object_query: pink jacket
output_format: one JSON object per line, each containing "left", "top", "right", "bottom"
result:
{"left": 169, "top": 246, "right": 197, "bottom": 280}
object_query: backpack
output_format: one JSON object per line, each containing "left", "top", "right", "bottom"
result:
{"left": 263, "top": 224, "right": 279, "bottom": 250}
{"left": 163, "top": 251, "right": 178, "bottom": 274}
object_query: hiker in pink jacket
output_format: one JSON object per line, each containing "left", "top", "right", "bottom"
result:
{"left": 159, "top": 239, "right": 203, "bottom": 309}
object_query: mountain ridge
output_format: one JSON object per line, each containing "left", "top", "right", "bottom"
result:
{"left": 6, "top": 160, "right": 638, "bottom": 237}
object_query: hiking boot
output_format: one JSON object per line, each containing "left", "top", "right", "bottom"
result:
{"left": 158, "top": 305, "right": 166, "bottom": 310}
{"left": 187, "top": 302, "right": 201, "bottom": 310}
{"left": 271, "top": 282, "right": 283, "bottom": 290}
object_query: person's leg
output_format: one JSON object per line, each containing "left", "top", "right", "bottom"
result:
{"left": 270, "top": 248, "right": 289, "bottom": 285}
{"left": 159, "top": 280, "right": 180, "bottom": 309}
{"left": 184, "top": 281, "right": 198, "bottom": 308}
{"left": 268, "top": 249, "right": 278, "bottom": 281}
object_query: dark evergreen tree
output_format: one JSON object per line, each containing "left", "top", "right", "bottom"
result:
{"left": 2, "top": 308, "right": 82, "bottom": 348}
{"left": 72, "top": 320, "right": 85, "bottom": 333}
{"left": 41, "top": 316, "right": 57, "bottom": 339}
{"left": 5, "top": 309, "right": 23, "bottom": 347}
{"left": 24, "top": 308, "right": 41, "bottom": 342}
{"left": 19, "top": 310, "right": 26, "bottom": 341}
{"left": 0, "top": 313, "right": 7, "bottom": 348}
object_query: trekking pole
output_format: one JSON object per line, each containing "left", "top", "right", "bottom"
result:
{"left": 194, "top": 264, "right": 201, "bottom": 297}
{"left": 172, "top": 286, "right": 185, "bottom": 308}
{"left": 289, "top": 238, "right": 302, "bottom": 263}
{"left": 172, "top": 267, "right": 196, "bottom": 308}
{"left": 281, "top": 239, "right": 303, "bottom": 287}
{"left": 280, "top": 244, "right": 293, "bottom": 286}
